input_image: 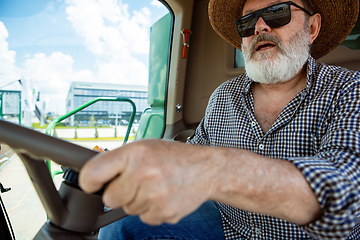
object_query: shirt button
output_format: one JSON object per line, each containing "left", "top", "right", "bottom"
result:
{"left": 251, "top": 121, "right": 256, "bottom": 126}
{"left": 259, "top": 144, "right": 264, "bottom": 150}
{"left": 255, "top": 228, "right": 261, "bottom": 235}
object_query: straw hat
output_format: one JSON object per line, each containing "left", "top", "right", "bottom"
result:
{"left": 208, "top": 0, "right": 359, "bottom": 59}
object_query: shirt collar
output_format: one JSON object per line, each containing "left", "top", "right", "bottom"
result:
{"left": 305, "top": 55, "right": 316, "bottom": 92}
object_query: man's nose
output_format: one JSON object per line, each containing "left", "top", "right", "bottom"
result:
{"left": 254, "top": 17, "right": 271, "bottom": 35}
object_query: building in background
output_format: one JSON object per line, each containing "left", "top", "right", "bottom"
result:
{"left": 0, "top": 90, "right": 21, "bottom": 125}
{"left": 66, "top": 82, "right": 148, "bottom": 126}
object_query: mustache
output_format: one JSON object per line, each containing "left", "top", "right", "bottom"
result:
{"left": 248, "top": 34, "right": 284, "bottom": 58}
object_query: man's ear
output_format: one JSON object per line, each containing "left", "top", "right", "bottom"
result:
{"left": 308, "top": 13, "right": 321, "bottom": 44}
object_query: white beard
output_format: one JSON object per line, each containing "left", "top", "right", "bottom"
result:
{"left": 242, "top": 28, "right": 310, "bottom": 84}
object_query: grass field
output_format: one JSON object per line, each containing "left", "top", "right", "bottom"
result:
{"left": 31, "top": 122, "right": 114, "bottom": 129}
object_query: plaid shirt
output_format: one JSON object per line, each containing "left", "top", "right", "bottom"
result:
{"left": 188, "top": 57, "right": 360, "bottom": 239}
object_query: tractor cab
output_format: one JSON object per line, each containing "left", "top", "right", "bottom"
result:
{"left": 0, "top": 0, "right": 360, "bottom": 239}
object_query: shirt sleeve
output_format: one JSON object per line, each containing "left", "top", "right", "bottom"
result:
{"left": 186, "top": 117, "right": 210, "bottom": 146}
{"left": 286, "top": 78, "right": 360, "bottom": 239}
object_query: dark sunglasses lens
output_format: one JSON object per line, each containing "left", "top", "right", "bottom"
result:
{"left": 263, "top": 3, "right": 291, "bottom": 28}
{"left": 234, "top": 3, "right": 292, "bottom": 38}
{"left": 235, "top": 13, "right": 257, "bottom": 37}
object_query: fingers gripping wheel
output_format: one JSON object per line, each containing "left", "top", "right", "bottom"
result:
{"left": 0, "top": 120, "right": 127, "bottom": 239}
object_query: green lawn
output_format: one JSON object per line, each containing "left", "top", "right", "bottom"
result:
{"left": 32, "top": 122, "right": 114, "bottom": 129}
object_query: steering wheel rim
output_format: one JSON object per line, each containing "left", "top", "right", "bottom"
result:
{"left": 0, "top": 119, "right": 97, "bottom": 171}
{"left": 0, "top": 120, "right": 127, "bottom": 239}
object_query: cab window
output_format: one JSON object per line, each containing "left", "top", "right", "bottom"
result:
{"left": 0, "top": 0, "right": 172, "bottom": 147}
{"left": 0, "top": 2, "right": 173, "bottom": 238}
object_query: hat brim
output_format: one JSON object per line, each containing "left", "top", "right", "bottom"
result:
{"left": 208, "top": 0, "right": 359, "bottom": 60}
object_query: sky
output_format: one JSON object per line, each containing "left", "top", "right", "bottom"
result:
{"left": 0, "top": 0, "right": 169, "bottom": 115}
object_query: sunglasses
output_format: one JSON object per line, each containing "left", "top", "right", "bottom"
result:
{"left": 234, "top": 1, "right": 312, "bottom": 38}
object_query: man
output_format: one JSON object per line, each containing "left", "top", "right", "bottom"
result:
{"left": 79, "top": 0, "right": 360, "bottom": 239}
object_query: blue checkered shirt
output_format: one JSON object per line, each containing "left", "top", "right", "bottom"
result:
{"left": 188, "top": 57, "right": 360, "bottom": 239}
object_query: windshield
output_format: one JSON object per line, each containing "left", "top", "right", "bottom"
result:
{"left": 0, "top": 1, "right": 172, "bottom": 239}
{"left": 0, "top": 0, "right": 171, "bottom": 141}
{"left": 0, "top": 0, "right": 169, "bottom": 126}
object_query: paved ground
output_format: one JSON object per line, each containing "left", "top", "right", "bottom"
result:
{"left": 0, "top": 138, "right": 126, "bottom": 240}
{"left": 0, "top": 154, "right": 48, "bottom": 240}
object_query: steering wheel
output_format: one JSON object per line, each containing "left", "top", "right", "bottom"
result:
{"left": 0, "top": 119, "right": 127, "bottom": 240}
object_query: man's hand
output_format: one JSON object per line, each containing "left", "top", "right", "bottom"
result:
{"left": 79, "top": 139, "right": 214, "bottom": 225}
{"left": 79, "top": 138, "right": 322, "bottom": 226}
